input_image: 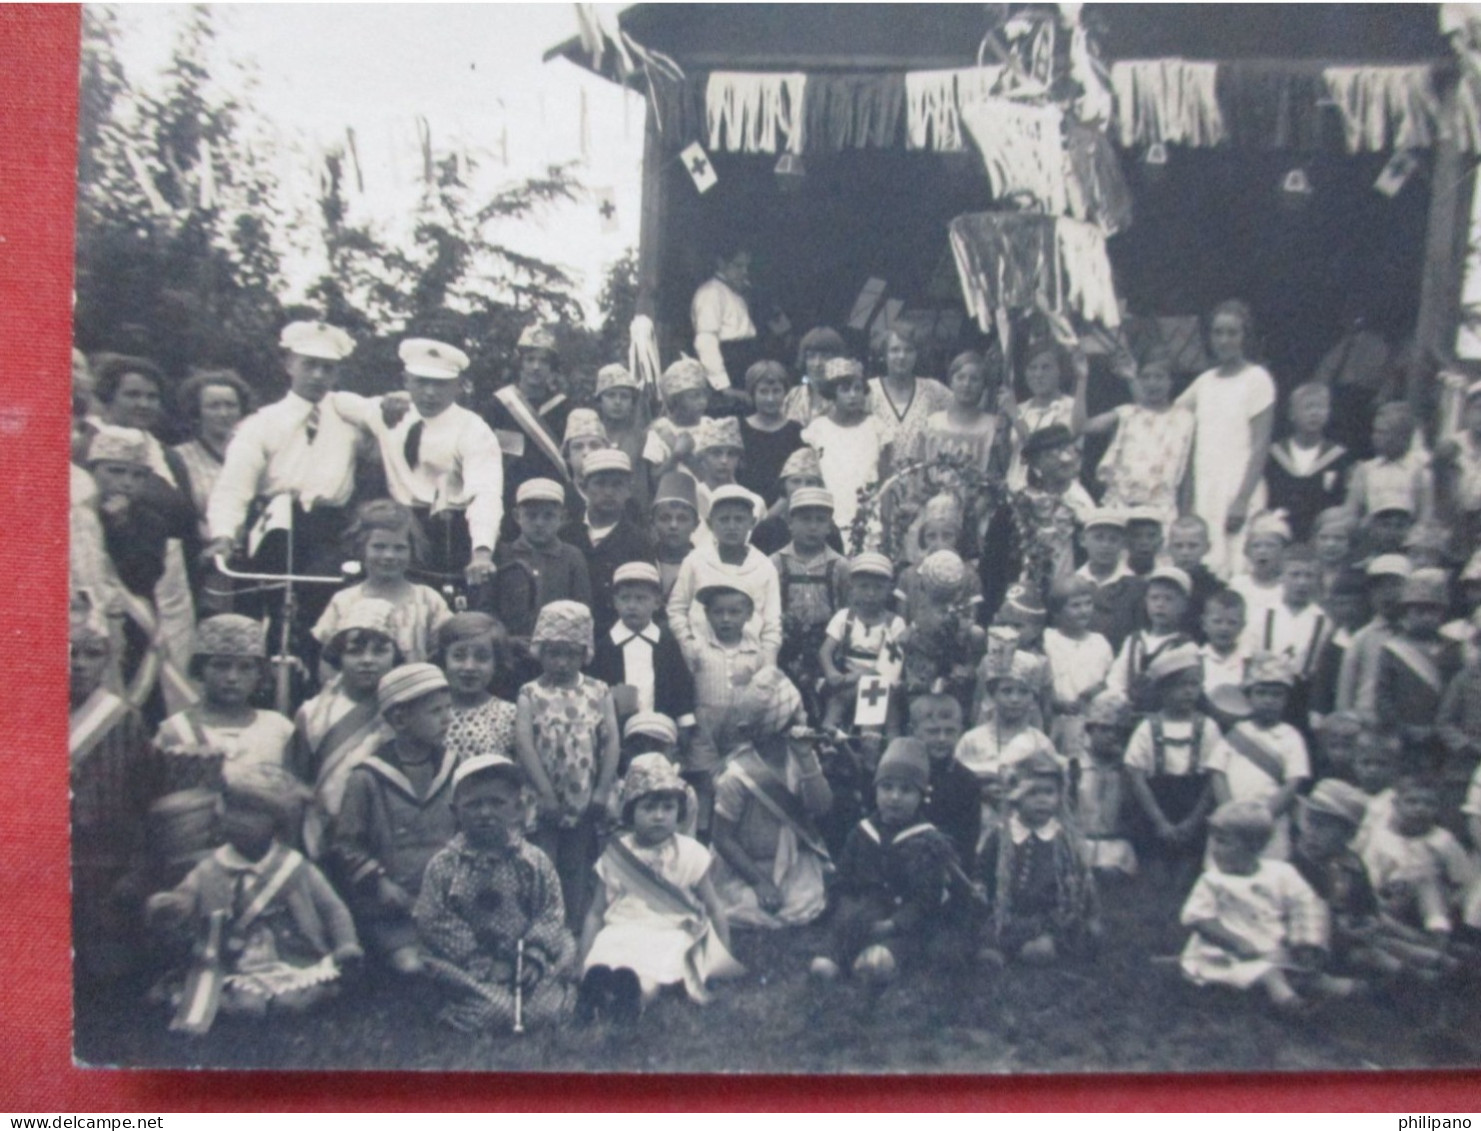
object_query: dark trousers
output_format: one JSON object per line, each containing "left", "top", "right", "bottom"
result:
{"left": 411, "top": 506, "right": 473, "bottom": 581}
{"left": 532, "top": 812, "right": 602, "bottom": 930}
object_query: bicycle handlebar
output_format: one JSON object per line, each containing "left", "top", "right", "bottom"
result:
{"left": 213, "top": 556, "right": 345, "bottom": 585}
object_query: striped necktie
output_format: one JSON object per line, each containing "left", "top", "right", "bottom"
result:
{"left": 304, "top": 403, "right": 321, "bottom": 445}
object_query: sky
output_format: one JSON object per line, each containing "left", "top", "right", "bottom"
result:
{"left": 105, "top": 3, "right": 646, "bottom": 321}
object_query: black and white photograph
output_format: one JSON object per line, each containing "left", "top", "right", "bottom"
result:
{"left": 67, "top": 2, "right": 1481, "bottom": 1075}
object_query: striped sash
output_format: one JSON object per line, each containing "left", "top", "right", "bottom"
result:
{"left": 116, "top": 588, "right": 199, "bottom": 710}
{"left": 1383, "top": 638, "right": 1443, "bottom": 696}
{"left": 69, "top": 689, "right": 131, "bottom": 770}
{"left": 495, "top": 387, "right": 568, "bottom": 481}
{"left": 729, "top": 749, "right": 831, "bottom": 861}
{"left": 1224, "top": 726, "right": 1288, "bottom": 786}
{"left": 603, "top": 836, "right": 706, "bottom": 927}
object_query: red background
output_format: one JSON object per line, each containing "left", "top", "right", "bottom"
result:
{"left": 3, "top": 4, "right": 1476, "bottom": 1110}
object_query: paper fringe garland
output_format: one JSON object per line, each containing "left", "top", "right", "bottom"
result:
{"left": 706, "top": 72, "right": 807, "bottom": 154}
{"left": 1110, "top": 59, "right": 1225, "bottom": 148}
{"left": 904, "top": 66, "right": 1007, "bottom": 151}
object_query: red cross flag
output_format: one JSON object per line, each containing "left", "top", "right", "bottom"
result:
{"left": 680, "top": 141, "right": 718, "bottom": 194}
{"left": 854, "top": 675, "right": 891, "bottom": 729}
{"left": 594, "top": 186, "right": 619, "bottom": 232}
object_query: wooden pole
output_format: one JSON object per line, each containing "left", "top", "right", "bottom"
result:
{"left": 1413, "top": 84, "right": 1476, "bottom": 422}
{"left": 637, "top": 96, "right": 668, "bottom": 331}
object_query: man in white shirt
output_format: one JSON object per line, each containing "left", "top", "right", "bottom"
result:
{"left": 205, "top": 321, "right": 368, "bottom": 576}
{"left": 365, "top": 338, "right": 503, "bottom": 585}
{"left": 691, "top": 246, "right": 758, "bottom": 392}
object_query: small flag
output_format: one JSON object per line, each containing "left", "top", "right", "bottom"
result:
{"left": 853, "top": 675, "right": 891, "bottom": 729}
{"left": 680, "top": 141, "right": 717, "bottom": 194}
{"left": 594, "top": 186, "right": 619, "bottom": 232}
{"left": 1375, "top": 149, "right": 1419, "bottom": 198}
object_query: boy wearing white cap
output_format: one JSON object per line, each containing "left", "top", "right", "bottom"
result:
{"left": 1123, "top": 642, "right": 1220, "bottom": 871}
{"left": 329, "top": 663, "right": 458, "bottom": 974}
{"left": 1104, "top": 565, "right": 1193, "bottom": 713}
{"left": 819, "top": 552, "right": 906, "bottom": 732}
{"left": 359, "top": 338, "right": 504, "bottom": 582}
{"left": 560, "top": 449, "right": 656, "bottom": 635}
{"left": 771, "top": 486, "right": 849, "bottom": 722}
{"left": 491, "top": 478, "right": 592, "bottom": 646}
{"left": 589, "top": 561, "right": 696, "bottom": 731}
{"left": 1074, "top": 508, "right": 1143, "bottom": 653}
{"left": 667, "top": 484, "right": 784, "bottom": 666}
{"left": 1208, "top": 652, "right": 1311, "bottom": 860}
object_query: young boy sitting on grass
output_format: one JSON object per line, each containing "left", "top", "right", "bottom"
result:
{"left": 811, "top": 738, "right": 963, "bottom": 986}
{"left": 414, "top": 754, "right": 577, "bottom": 1032}
{"left": 975, "top": 748, "right": 1100, "bottom": 967}
{"left": 1291, "top": 778, "right": 1453, "bottom": 983}
{"left": 147, "top": 763, "right": 361, "bottom": 1030}
{"left": 1361, "top": 773, "right": 1480, "bottom": 950}
{"left": 1179, "top": 799, "right": 1345, "bottom": 1014}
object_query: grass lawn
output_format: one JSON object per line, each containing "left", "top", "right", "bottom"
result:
{"left": 74, "top": 869, "right": 1481, "bottom": 1075}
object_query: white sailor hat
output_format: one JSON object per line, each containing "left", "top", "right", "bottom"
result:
{"left": 399, "top": 338, "right": 469, "bottom": 380}
{"left": 279, "top": 320, "right": 354, "bottom": 361}
{"left": 517, "top": 324, "right": 559, "bottom": 355}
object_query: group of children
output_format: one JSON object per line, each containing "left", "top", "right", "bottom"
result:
{"left": 69, "top": 325, "right": 1481, "bottom": 1043}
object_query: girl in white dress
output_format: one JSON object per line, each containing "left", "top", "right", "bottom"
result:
{"left": 1176, "top": 301, "right": 1277, "bottom": 579}
{"left": 578, "top": 754, "right": 742, "bottom": 1020}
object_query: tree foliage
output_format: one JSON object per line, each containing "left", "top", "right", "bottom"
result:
{"left": 75, "top": 5, "right": 289, "bottom": 395}
{"left": 76, "top": 6, "right": 633, "bottom": 411}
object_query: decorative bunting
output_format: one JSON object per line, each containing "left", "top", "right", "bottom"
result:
{"left": 1324, "top": 65, "right": 1438, "bottom": 153}
{"left": 706, "top": 72, "right": 807, "bottom": 155}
